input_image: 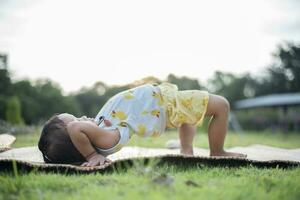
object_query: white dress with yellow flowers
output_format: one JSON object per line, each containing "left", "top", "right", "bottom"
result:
{"left": 94, "top": 84, "right": 167, "bottom": 156}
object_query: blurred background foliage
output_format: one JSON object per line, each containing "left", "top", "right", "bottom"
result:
{"left": 0, "top": 42, "right": 299, "bottom": 132}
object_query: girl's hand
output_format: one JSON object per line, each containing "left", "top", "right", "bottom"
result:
{"left": 81, "top": 153, "right": 112, "bottom": 167}
{"left": 103, "top": 119, "right": 112, "bottom": 127}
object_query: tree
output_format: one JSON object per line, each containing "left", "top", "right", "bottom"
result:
{"left": 34, "top": 79, "right": 81, "bottom": 122}
{"left": 0, "top": 68, "right": 13, "bottom": 120}
{"left": 13, "top": 79, "right": 81, "bottom": 124}
{"left": 207, "top": 71, "right": 256, "bottom": 104}
{"left": 75, "top": 82, "right": 129, "bottom": 117}
{"left": 255, "top": 42, "right": 300, "bottom": 95}
{"left": 0, "top": 69, "right": 12, "bottom": 96}
{"left": 272, "top": 42, "right": 300, "bottom": 92}
{"left": 12, "top": 80, "right": 40, "bottom": 124}
{"left": 167, "top": 74, "right": 204, "bottom": 90}
{"left": 0, "top": 95, "right": 6, "bottom": 120}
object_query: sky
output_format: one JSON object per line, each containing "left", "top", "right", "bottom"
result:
{"left": 0, "top": 0, "right": 299, "bottom": 93}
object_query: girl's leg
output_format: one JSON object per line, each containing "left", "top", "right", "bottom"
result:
{"left": 179, "top": 123, "right": 197, "bottom": 155}
{"left": 205, "top": 94, "right": 246, "bottom": 157}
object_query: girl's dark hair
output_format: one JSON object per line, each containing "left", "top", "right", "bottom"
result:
{"left": 38, "top": 114, "right": 86, "bottom": 164}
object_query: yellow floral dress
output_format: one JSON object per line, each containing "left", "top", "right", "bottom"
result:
{"left": 94, "top": 82, "right": 209, "bottom": 156}
{"left": 94, "top": 84, "right": 167, "bottom": 155}
{"left": 158, "top": 82, "right": 209, "bottom": 128}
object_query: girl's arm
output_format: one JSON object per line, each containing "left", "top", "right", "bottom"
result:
{"left": 67, "top": 121, "right": 119, "bottom": 166}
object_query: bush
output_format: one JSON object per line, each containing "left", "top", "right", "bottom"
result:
{"left": 0, "top": 119, "right": 37, "bottom": 135}
{"left": 5, "top": 96, "right": 24, "bottom": 125}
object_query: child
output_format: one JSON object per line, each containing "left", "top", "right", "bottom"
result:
{"left": 38, "top": 82, "right": 246, "bottom": 167}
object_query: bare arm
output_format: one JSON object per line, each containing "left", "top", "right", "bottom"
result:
{"left": 67, "top": 121, "right": 119, "bottom": 166}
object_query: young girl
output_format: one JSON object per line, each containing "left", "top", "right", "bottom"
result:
{"left": 38, "top": 82, "right": 246, "bottom": 167}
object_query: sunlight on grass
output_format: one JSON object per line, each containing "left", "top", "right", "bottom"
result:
{"left": 0, "top": 166, "right": 300, "bottom": 200}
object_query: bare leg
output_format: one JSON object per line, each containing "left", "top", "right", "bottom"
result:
{"left": 179, "top": 123, "right": 197, "bottom": 155}
{"left": 205, "top": 94, "right": 246, "bottom": 158}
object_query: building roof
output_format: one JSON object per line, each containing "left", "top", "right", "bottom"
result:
{"left": 234, "top": 93, "right": 300, "bottom": 109}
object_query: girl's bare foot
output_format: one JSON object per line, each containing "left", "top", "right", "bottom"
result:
{"left": 180, "top": 148, "right": 194, "bottom": 156}
{"left": 210, "top": 151, "right": 247, "bottom": 158}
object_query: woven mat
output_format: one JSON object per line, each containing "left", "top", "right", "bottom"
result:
{"left": 0, "top": 145, "right": 299, "bottom": 173}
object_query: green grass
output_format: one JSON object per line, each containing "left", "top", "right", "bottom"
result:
{"left": 2, "top": 129, "right": 300, "bottom": 200}
{"left": 1, "top": 165, "right": 300, "bottom": 200}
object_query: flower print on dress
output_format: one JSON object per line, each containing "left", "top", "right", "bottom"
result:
{"left": 137, "top": 124, "right": 146, "bottom": 137}
{"left": 152, "top": 91, "right": 164, "bottom": 106}
{"left": 122, "top": 90, "right": 134, "bottom": 100}
{"left": 140, "top": 109, "right": 160, "bottom": 118}
{"left": 111, "top": 110, "right": 127, "bottom": 120}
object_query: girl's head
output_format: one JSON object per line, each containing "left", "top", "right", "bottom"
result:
{"left": 38, "top": 114, "right": 86, "bottom": 164}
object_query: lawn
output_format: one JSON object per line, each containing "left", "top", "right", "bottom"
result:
{"left": 1, "top": 129, "right": 300, "bottom": 200}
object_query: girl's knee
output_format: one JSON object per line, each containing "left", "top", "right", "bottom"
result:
{"left": 220, "top": 96, "right": 230, "bottom": 113}
{"left": 206, "top": 94, "right": 230, "bottom": 116}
